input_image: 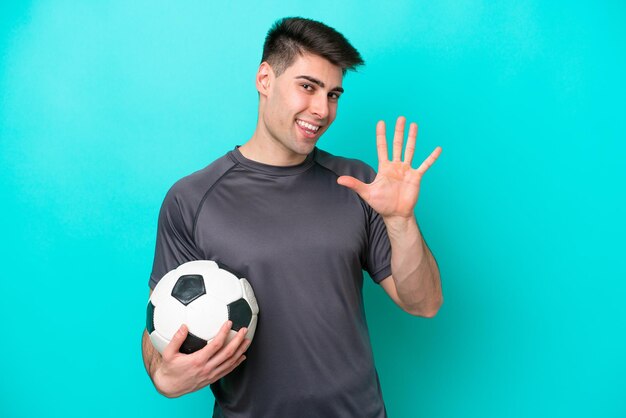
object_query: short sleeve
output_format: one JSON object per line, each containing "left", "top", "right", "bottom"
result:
{"left": 364, "top": 203, "right": 392, "bottom": 283}
{"left": 314, "top": 150, "right": 393, "bottom": 284}
{"left": 149, "top": 187, "right": 201, "bottom": 289}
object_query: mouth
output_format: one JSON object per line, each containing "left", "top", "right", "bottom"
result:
{"left": 296, "top": 119, "right": 322, "bottom": 138}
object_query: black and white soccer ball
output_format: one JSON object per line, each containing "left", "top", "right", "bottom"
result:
{"left": 146, "top": 260, "right": 259, "bottom": 354}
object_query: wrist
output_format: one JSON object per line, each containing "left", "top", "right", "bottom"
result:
{"left": 383, "top": 214, "right": 418, "bottom": 238}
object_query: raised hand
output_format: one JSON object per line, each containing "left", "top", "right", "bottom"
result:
{"left": 337, "top": 116, "right": 441, "bottom": 221}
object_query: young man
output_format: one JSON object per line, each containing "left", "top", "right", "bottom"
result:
{"left": 142, "top": 17, "right": 442, "bottom": 417}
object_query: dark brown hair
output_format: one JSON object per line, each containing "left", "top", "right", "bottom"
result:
{"left": 262, "top": 17, "right": 364, "bottom": 76}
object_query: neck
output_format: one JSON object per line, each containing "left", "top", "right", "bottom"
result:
{"left": 239, "top": 125, "right": 309, "bottom": 167}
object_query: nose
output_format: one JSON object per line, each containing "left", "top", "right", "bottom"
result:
{"left": 309, "top": 92, "right": 329, "bottom": 120}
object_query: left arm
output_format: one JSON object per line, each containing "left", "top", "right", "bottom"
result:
{"left": 379, "top": 215, "right": 442, "bottom": 317}
{"left": 337, "top": 116, "right": 443, "bottom": 317}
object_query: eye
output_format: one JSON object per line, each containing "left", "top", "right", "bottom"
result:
{"left": 301, "top": 83, "right": 313, "bottom": 91}
{"left": 328, "top": 92, "right": 341, "bottom": 101}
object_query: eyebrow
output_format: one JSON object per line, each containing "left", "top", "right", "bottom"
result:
{"left": 295, "top": 75, "right": 344, "bottom": 93}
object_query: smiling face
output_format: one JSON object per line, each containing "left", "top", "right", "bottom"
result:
{"left": 254, "top": 52, "right": 344, "bottom": 164}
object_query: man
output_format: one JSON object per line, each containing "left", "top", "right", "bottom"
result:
{"left": 142, "top": 17, "right": 442, "bottom": 417}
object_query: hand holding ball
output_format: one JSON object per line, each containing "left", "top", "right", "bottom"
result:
{"left": 146, "top": 260, "right": 259, "bottom": 354}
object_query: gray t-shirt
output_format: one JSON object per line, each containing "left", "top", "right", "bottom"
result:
{"left": 150, "top": 147, "right": 392, "bottom": 417}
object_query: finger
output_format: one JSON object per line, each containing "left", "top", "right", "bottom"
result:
{"left": 163, "top": 324, "right": 188, "bottom": 360}
{"left": 209, "top": 354, "right": 247, "bottom": 384}
{"left": 197, "top": 320, "right": 232, "bottom": 362}
{"left": 404, "top": 122, "right": 418, "bottom": 165}
{"left": 205, "top": 327, "right": 248, "bottom": 371}
{"left": 337, "top": 176, "right": 370, "bottom": 201}
{"left": 392, "top": 116, "right": 406, "bottom": 162}
{"left": 226, "top": 333, "right": 252, "bottom": 363}
{"left": 376, "top": 120, "right": 388, "bottom": 162}
{"left": 206, "top": 336, "right": 248, "bottom": 382}
{"left": 416, "top": 146, "right": 442, "bottom": 175}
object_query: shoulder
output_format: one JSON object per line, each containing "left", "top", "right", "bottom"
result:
{"left": 314, "top": 148, "right": 377, "bottom": 183}
{"left": 162, "top": 152, "right": 237, "bottom": 216}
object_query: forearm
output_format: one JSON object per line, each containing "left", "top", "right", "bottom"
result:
{"left": 385, "top": 215, "right": 442, "bottom": 316}
{"left": 143, "top": 330, "right": 183, "bottom": 398}
{"left": 142, "top": 330, "right": 167, "bottom": 394}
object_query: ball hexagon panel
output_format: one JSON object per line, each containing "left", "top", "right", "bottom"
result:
{"left": 176, "top": 260, "right": 219, "bottom": 277}
{"left": 185, "top": 293, "right": 229, "bottom": 341}
{"left": 152, "top": 294, "right": 187, "bottom": 339}
{"left": 150, "top": 269, "right": 180, "bottom": 307}
{"left": 245, "top": 315, "right": 258, "bottom": 341}
{"left": 240, "top": 279, "right": 259, "bottom": 315}
{"left": 149, "top": 330, "right": 170, "bottom": 354}
{"left": 204, "top": 267, "right": 244, "bottom": 304}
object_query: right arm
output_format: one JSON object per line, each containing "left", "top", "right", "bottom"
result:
{"left": 142, "top": 290, "right": 251, "bottom": 398}
{"left": 144, "top": 184, "right": 252, "bottom": 397}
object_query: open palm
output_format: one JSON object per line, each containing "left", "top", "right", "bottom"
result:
{"left": 337, "top": 116, "right": 442, "bottom": 219}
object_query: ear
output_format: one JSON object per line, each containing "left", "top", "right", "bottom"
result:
{"left": 256, "top": 62, "right": 273, "bottom": 96}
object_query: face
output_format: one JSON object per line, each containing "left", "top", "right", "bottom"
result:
{"left": 258, "top": 53, "right": 344, "bottom": 161}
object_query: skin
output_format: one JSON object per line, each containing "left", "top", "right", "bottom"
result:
{"left": 143, "top": 51, "right": 443, "bottom": 398}
{"left": 142, "top": 291, "right": 251, "bottom": 398}
{"left": 239, "top": 53, "right": 343, "bottom": 166}
{"left": 337, "top": 118, "right": 443, "bottom": 316}
{"left": 242, "top": 52, "right": 443, "bottom": 316}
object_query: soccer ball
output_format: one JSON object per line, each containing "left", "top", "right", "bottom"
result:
{"left": 146, "top": 260, "right": 259, "bottom": 354}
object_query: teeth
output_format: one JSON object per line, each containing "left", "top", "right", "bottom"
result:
{"left": 297, "top": 120, "right": 320, "bottom": 132}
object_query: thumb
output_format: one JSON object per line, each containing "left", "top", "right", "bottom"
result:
{"left": 164, "top": 324, "right": 188, "bottom": 359}
{"left": 337, "top": 176, "right": 369, "bottom": 200}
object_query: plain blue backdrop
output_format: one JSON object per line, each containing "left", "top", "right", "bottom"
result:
{"left": 1, "top": 1, "right": 625, "bottom": 417}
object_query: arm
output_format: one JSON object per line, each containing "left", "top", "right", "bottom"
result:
{"left": 337, "top": 116, "right": 443, "bottom": 317}
{"left": 142, "top": 290, "right": 251, "bottom": 397}
{"left": 379, "top": 216, "right": 442, "bottom": 317}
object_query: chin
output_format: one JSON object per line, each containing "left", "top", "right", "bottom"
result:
{"left": 294, "top": 142, "right": 317, "bottom": 156}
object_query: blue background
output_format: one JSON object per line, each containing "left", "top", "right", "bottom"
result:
{"left": 1, "top": 1, "right": 624, "bottom": 417}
